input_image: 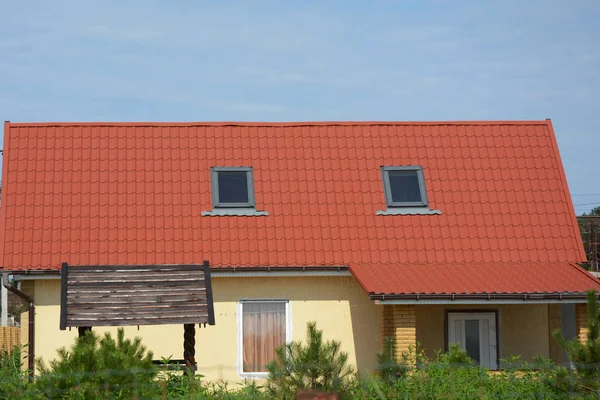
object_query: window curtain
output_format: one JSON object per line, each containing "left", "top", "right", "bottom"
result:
{"left": 243, "top": 302, "right": 286, "bottom": 372}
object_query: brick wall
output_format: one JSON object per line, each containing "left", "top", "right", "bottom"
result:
{"left": 381, "top": 305, "right": 416, "bottom": 359}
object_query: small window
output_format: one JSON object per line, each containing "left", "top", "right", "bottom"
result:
{"left": 211, "top": 167, "right": 255, "bottom": 208}
{"left": 238, "top": 300, "right": 290, "bottom": 376}
{"left": 381, "top": 166, "right": 428, "bottom": 207}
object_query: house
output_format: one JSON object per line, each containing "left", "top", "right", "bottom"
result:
{"left": 0, "top": 120, "right": 599, "bottom": 380}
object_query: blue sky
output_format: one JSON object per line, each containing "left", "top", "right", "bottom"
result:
{"left": 1, "top": 0, "right": 599, "bottom": 214}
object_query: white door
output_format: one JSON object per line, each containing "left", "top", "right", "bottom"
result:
{"left": 447, "top": 312, "right": 497, "bottom": 369}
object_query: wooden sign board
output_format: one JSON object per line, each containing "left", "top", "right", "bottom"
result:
{"left": 60, "top": 262, "right": 215, "bottom": 330}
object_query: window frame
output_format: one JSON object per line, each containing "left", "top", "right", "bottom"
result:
{"left": 211, "top": 166, "right": 256, "bottom": 209}
{"left": 381, "top": 166, "right": 429, "bottom": 208}
{"left": 236, "top": 299, "right": 292, "bottom": 379}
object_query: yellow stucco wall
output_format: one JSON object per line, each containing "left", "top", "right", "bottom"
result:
{"left": 24, "top": 276, "right": 565, "bottom": 378}
{"left": 416, "top": 304, "right": 551, "bottom": 362}
{"left": 29, "top": 275, "right": 381, "bottom": 382}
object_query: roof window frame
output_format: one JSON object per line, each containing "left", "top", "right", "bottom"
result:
{"left": 381, "top": 166, "right": 429, "bottom": 208}
{"left": 211, "top": 166, "right": 256, "bottom": 209}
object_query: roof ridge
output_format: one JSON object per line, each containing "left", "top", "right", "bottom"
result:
{"left": 5, "top": 120, "right": 551, "bottom": 128}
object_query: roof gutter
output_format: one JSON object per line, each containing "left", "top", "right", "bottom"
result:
{"left": 370, "top": 292, "right": 590, "bottom": 304}
{"left": 211, "top": 265, "right": 350, "bottom": 277}
{"left": 1, "top": 273, "right": 34, "bottom": 380}
{"left": 8, "top": 266, "right": 351, "bottom": 280}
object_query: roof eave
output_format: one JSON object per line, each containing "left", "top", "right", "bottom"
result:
{"left": 370, "top": 291, "right": 593, "bottom": 304}
{"left": 7, "top": 265, "right": 351, "bottom": 280}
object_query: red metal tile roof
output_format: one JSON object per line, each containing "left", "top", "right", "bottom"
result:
{"left": 0, "top": 120, "right": 594, "bottom": 293}
{"left": 350, "top": 262, "right": 600, "bottom": 297}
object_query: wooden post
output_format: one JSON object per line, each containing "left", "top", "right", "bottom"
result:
{"left": 183, "top": 323, "right": 196, "bottom": 375}
{"left": 78, "top": 326, "right": 92, "bottom": 337}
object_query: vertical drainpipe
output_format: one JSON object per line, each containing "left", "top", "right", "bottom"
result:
{"left": 2, "top": 273, "right": 35, "bottom": 380}
{"left": 1, "top": 280, "right": 7, "bottom": 326}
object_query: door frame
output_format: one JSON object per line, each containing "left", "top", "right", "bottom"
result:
{"left": 444, "top": 309, "right": 500, "bottom": 369}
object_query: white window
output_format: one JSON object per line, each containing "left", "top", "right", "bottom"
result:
{"left": 447, "top": 312, "right": 498, "bottom": 369}
{"left": 237, "top": 300, "right": 291, "bottom": 378}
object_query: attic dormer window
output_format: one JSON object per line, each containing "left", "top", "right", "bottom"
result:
{"left": 377, "top": 166, "right": 441, "bottom": 215}
{"left": 202, "top": 167, "right": 269, "bottom": 216}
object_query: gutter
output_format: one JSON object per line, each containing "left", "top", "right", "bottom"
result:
{"left": 211, "top": 265, "right": 349, "bottom": 277}
{"left": 370, "top": 292, "right": 591, "bottom": 303}
{"left": 2, "top": 273, "right": 34, "bottom": 379}
{"left": 213, "top": 265, "right": 348, "bottom": 272}
{"left": 10, "top": 265, "right": 351, "bottom": 280}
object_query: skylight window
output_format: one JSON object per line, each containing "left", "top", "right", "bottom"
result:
{"left": 202, "top": 167, "right": 268, "bottom": 216}
{"left": 211, "top": 167, "right": 255, "bottom": 208}
{"left": 377, "top": 166, "right": 441, "bottom": 215}
{"left": 382, "top": 166, "right": 427, "bottom": 207}
{"left": 382, "top": 167, "right": 427, "bottom": 207}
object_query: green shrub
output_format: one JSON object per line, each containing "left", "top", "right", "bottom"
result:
{"left": 34, "top": 328, "right": 157, "bottom": 399}
{"left": 553, "top": 289, "right": 600, "bottom": 395}
{"left": 0, "top": 345, "right": 29, "bottom": 399}
{"left": 435, "top": 343, "right": 474, "bottom": 367}
{"left": 265, "top": 321, "right": 355, "bottom": 399}
{"left": 377, "top": 336, "right": 404, "bottom": 384}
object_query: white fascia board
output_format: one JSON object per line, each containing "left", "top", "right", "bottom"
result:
{"left": 374, "top": 299, "right": 587, "bottom": 305}
{"left": 12, "top": 270, "right": 351, "bottom": 281}
{"left": 12, "top": 274, "right": 59, "bottom": 281}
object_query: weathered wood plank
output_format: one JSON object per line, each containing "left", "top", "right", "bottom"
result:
{"left": 67, "top": 295, "right": 206, "bottom": 302}
{"left": 67, "top": 302, "right": 209, "bottom": 310}
{"left": 66, "top": 280, "right": 206, "bottom": 289}
{"left": 67, "top": 305, "right": 209, "bottom": 314}
{"left": 67, "top": 270, "right": 205, "bottom": 277}
{"left": 66, "top": 317, "right": 210, "bottom": 327}
{"left": 68, "top": 313, "right": 209, "bottom": 319}
{"left": 69, "top": 269, "right": 205, "bottom": 276}
{"left": 67, "top": 277, "right": 205, "bottom": 287}
{"left": 67, "top": 287, "right": 206, "bottom": 294}
{"left": 67, "top": 292, "right": 206, "bottom": 302}
{"left": 67, "top": 314, "right": 208, "bottom": 326}
{"left": 68, "top": 310, "right": 209, "bottom": 318}
{"left": 67, "top": 296, "right": 208, "bottom": 306}
{"left": 69, "top": 265, "right": 206, "bottom": 273}
{"left": 67, "top": 272, "right": 204, "bottom": 281}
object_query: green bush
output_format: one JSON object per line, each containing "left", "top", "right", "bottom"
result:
{"left": 6, "top": 319, "right": 600, "bottom": 399}
{"left": 376, "top": 338, "right": 429, "bottom": 385}
{"left": 553, "top": 289, "right": 600, "bottom": 396}
{"left": 434, "top": 343, "right": 474, "bottom": 367}
{"left": 0, "top": 345, "right": 29, "bottom": 399}
{"left": 154, "top": 373, "right": 268, "bottom": 400}
{"left": 33, "top": 328, "right": 157, "bottom": 399}
{"left": 265, "top": 321, "right": 355, "bottom": 399}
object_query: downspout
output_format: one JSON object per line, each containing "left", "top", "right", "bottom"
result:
{"left": 2, "top": 273, "right": 34, "bottom": 380}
